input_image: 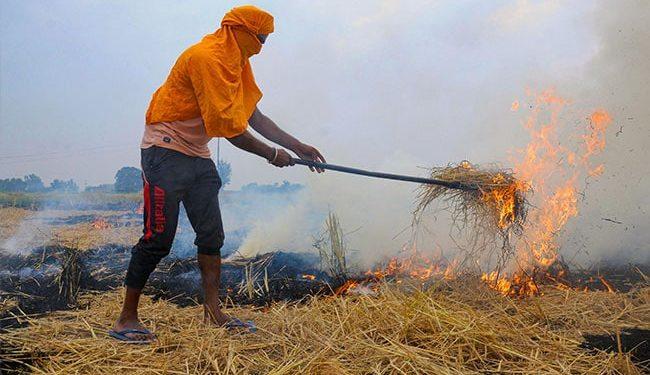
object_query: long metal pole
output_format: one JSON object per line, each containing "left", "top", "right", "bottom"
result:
{"left": 216, "top": 138, "right": 221, "bottom": 164}
{"left": 291, "top": 158, "right": 478, "bottom": 191}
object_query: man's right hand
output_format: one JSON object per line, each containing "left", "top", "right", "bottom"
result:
{"left": 269, "top": 148, "right": 294, "bottom": 167}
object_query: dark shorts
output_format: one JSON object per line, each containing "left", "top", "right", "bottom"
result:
{"left": 124, "top": 146, "right": 224, "bottom": 289}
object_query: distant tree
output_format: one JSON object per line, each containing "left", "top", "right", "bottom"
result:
{"left": 216, "top": 160, "right": 232, "bottom": 187}
{"left": 114, "top": 167, "right": 142, "bottom": 193}
{"left": 0, "top": 177, "right": 27, "bottom": 192}
{"left": 23, "top": 174, "right": 45, "bottom": 192}
{"left": 50, "top": 179, "right": 79, "bottom": 192}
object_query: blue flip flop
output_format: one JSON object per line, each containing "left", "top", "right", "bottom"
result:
{"left": 224, "top": 318, "right": 257, "bottom": 333}
{"left": 108, "top": 328, "right": 156, "bottom": 344}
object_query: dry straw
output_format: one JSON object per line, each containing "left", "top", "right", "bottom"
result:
{"left": 314, "top": 212, "right": 348, "bottom": 282}
{"left": 2, "top": 282, "right": 648, "bottom": 374}
{"left": 413, "top": 161, "right": 528, "bottom": 268}
{"left": 415, "top": 161, "right": 527, "bottom": 234}
{"left": 52, "top": 245, "right": 83, "bottom": 306}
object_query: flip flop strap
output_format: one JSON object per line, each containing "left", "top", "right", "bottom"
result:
{"left": 115, "top": 329, "right": 152, "bottom": 335}
{"left": 225, "top": 318, "right": 245, "bottom": 327}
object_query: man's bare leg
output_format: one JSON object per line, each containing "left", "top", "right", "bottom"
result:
{"left": 112, "top": 287, "right": 155, "bottom": 341}
{"left": 198, "top": 253, "right": 229, "bottom": 325}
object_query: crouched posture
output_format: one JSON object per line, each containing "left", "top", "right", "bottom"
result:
{"left": 111, "top": 6, "right": 325, "bottom": 343}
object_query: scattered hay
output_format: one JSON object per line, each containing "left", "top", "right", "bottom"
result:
{"left": 237, "top": 255, "right": 273, "bottom": 300}
{"left": 314, "top": 212, "right": 349, "bottom": 282}
{"left": 52, "top": 245, "right": 83, "bottom": 306}
{"left": 0, "top": 208, "right": 139, "bottom": 252}
{"left": 0, "top": 297, "right": 17, "bottom": 314}
{"left": 0, "top": 207, "right": 31, "bottom": 242}
{"left": 1, "top": 282, "right": 648, "bottom": 374}
{"left": 52, "top": 221, "right": 139, "bottom": 251}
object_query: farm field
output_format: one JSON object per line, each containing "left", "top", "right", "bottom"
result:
{"left": 1, "top": 203, "right": 649, "bottom": 374}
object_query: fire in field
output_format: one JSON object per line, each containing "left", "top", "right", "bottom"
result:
{"left": 1, "top": 2, "right": 649, "bottom": 374}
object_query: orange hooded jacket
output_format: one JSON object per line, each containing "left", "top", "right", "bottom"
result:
{"left": 145, "top": 6, "right": 274, "bottom": 138}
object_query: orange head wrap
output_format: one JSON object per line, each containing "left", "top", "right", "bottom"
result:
{"left": 222, "top": 5, "right": 274, "bottom": 58}
{"left": 222, "top": 5, "right": 274, "bottom": 34}
{"left": 145, "top": 5, "right": 275, "bottom": 138}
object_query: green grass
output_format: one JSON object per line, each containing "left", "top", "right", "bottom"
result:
{"left": 0, "top": 192, "right": 142, "bottom": 210}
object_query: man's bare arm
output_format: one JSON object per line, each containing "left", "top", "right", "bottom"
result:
{"left": 226, "top": 130, "right": 293, "bottom": 167}
{"left": 249, "top": 107, "right": 326, "bottom": 172}
{"left": 249, "top": 108, "right": 301, "bottom": 149}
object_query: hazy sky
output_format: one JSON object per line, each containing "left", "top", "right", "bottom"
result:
{"left": 2, "top": 1, "right": 648, "bottom": 263}
{"left": 1, "top": 0, "right": 598, "bottom": 188}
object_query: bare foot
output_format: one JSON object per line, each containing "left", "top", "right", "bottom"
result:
{"left": 112, "top": 315, "right": 156, "bottom": 342}
{"left": 203, "top": 303, "right": 230, "bottom": 326}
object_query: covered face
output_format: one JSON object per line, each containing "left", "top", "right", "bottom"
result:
{"left": 221, "top": 5, "right": 274, "bottom": 57}
{"left": 145, "top": 5, "right": 276, "bottom": 138}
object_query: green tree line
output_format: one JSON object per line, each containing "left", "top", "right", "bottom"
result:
{"left": 0, "top": 160, "right": 233, "bottom": 194}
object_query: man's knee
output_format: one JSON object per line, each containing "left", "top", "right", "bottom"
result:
{"left": 133, "top": 240, "right": 172, "bottom": 258}
{"left": 197, "top": 245, "right": 222, "bottom": 257}
{"left": 124, "top": 242, "right": 171, "bottom": 289}
{"left": 195, "top": 231, "right": 224, "bottom": 256}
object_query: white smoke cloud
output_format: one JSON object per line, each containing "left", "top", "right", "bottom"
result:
{"left": 1, "top": 209, "right": 55, "bottom": 254}
{"left": 491, "top": 0, "right": 563, "bottom": 31}
{"left": 560, "top": 0, "right": 650, "bottom": 264}
{"left": 236, "top": 0, "right": 649, "bottom": 267}
{"left": 234, "top": 190, "right": 317, "bottom": 258}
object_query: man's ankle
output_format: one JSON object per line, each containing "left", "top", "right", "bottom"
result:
{"left": 117, "top": 312, "right": 138, "bottom": 323}
{"left": 204, "top": 303, "right": 227, "bottom": 317}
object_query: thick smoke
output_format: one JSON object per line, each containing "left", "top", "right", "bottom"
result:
{"left": 235, "top": 0, "right": 649, "bottom": 267}
{"left": 1, "top": 209, "right": 52, "bottom": 254}
{"left": 561, "top": 0, "right": 650, "bottom": 264}
{"left": 229, "top": 189, "right": 320, "bottom": 259}
{"left": 2, "top": 1, "right": 647, "bottom": 267}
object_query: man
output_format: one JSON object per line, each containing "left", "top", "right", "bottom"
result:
{"left": 110, "top": 5, "right": 325, "bottom": 343}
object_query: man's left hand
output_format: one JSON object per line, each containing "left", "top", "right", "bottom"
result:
{"left": 292, "top": 143, "right": 326, "bottom": 173}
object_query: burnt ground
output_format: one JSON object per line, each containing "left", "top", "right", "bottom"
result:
{"left": 543, "top": 260, "right": 650, "bottom": 293}
{"left": 0, "top": 245, "right": 648, "bottom": 324}
{"left": 1, "top": 245, "right": 649, "bottom": 369}
{"left": 0, "top": 245, "right": 334, "bottom": 374}
{"left": 43, "top": 212, "right": 142, "bottom": 227}
{"left": 0, "top": 254, "right": 366, "bottom": 374}
{"left": 581, "top": 328, "right": 650, "bottom": 363}
{"left": 0, "top": 245, "right": 334, "bottom": 329}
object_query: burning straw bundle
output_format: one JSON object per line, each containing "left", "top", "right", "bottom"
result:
{"left": 414, "top": 161, "right": 528, "bottom": 244}
{"left": 293, "top": 159, "right": 527, "bottom": 249}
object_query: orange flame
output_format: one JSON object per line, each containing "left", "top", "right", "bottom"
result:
{"left": 582, "top": 110, "right": 611, "bottom": 164}
{"left": 480, "top": 172, "right": 522, "bottom": 229}
{"left": 91, "top": 218, "right": 111, "bottom": 230}
{"left": 335, "top": 246, "right": 460, "bottom": 296}
{"left": 481, "top": 271, "right": 539, "bottom": 298}
{"left": 598, "top": 275, "right": 616, "bottom": 293}
{"left": 363, "top": 246, "right": 455, "bottom": 282}
{"left": 511, "top": 100, "right": 520, "bottom": 112}
{"left": 482, "top": 89, "right": 612, "bottom": 296}
{"left": 337, "top": 89, "right": 612, "bottom": 299}
{"left": 513, "top": 90, "right": 611, "bottom": 269}
{"left": 589, "top": 164, "right": 605, "bottom": 177}
{"left": 335, "top": 280, "right": 360, "bottom": 295}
